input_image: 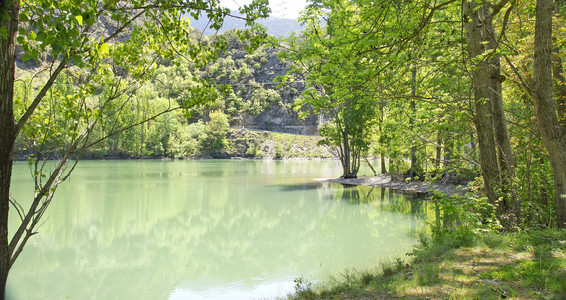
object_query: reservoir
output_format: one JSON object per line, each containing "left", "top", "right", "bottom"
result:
{"left": 7, "top": 159, "right": 429, "bottom": 299}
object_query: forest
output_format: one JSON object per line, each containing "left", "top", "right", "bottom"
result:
{"left": 1, "top": 0, "right": 566, "bottom": 299}
{"left": 276, "top": 0, "right": 566, "bottom": 230}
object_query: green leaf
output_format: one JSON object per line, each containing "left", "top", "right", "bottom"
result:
{"left": 0, "top": 27, "right": 7, "bottom": 40}
{"left": 75, "top": 15, "right": 83, "bottom": 26}
{"left": 52, "top": 42, "right": 62, "bottom": 54}
{"left": 36, "top": 31, "right": 46, "bottom": 42}
{"left": 99, "top": 43, "right": 109, "bottom": 54}
{"left": 19, "top": 13, "right": 29, "bottom": 22}
{"left": 71, "top": 54, "right": 82, "bottom": 66}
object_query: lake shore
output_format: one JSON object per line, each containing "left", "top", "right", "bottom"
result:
{"left": 289, "top": 229, "right": 566, "bottom": 300}
{"left": 316, "top": 174, "right": 468, "bottom": 197}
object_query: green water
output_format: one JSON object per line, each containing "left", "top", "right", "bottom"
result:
{"left": 7, "top": 160, "right": 429, "bottom": 300}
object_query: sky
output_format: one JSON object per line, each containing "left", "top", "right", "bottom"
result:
{"left": 220, "top": 0, "right": 308, "bottom": 19}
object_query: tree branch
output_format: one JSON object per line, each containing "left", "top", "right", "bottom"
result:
{"left": 14, "top": 55, "right": 70, "bottom": 136}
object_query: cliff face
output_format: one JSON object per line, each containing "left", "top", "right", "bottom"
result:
{"left": 225, "top": 128, "right": 332, "bottom": 159}
{"left": 219, "top": 46, "right": 319, "bottom": 135}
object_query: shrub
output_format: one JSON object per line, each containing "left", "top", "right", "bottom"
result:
{"left": 201, "top": 110, "right": 230, "bottom": 153}
{"left": 430, "top": 192, "right": 502, "bottom": 247}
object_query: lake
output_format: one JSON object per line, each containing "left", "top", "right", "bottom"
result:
{"left": 7, "top": 159, "right": 430, "bottom": 299}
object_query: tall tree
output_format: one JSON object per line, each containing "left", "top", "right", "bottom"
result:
{"left": 463, "top": 0, "right": 517, "bottom": 219}
{"left": 532, "top": 0, "right": 566, "bottom": 227}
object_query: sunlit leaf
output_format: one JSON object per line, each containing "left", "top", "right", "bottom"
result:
{"left": 100, "top": 43, "right": 109, "bottom": 54}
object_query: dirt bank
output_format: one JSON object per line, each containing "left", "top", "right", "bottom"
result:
{"left": 317, "top": 174, "right": 468, "bottom": 197}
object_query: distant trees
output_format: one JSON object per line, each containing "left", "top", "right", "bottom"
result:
{"left": 201, "top": 110, "right": 230, "bottom": 153}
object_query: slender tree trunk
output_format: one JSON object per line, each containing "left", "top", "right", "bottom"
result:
{"left": 484, "top": 7, "right": 518, "bottom": 218}
{"left": 552, "top": 53, "right": 566, "bottom": 128}
{"left": 552, "top": 21, "right": 566, "bottom": 128}
{"left": 364, "top": 157, "right": 377, "bottom": 176}
{"left": 341, "top": 122, "right": 353, "bottom": 178}
{"left": 443, "top": 136, "right": 454, "bottom": 183}
{"left": 378, "top": 102, "right": 387, "bottom": 174}
{"left": 533, "top": 0, "right": 566, "bottom": 228}
{"left": 464, "top": 1, "right": 501, "bottom": 205}
{"left": 469, "top": 131, "right": 478, "bottom": 169}
{"left": 0, "top": 1, "right": 20, "bottom": 297}
{"left": 554, "top": 2, "right": 566, "bottom": 128}
{"left": 435, "top": 130, "right": 442, "bottom": 170}
{"left": 410, "top": 64, "right": 417, "bottom": 181}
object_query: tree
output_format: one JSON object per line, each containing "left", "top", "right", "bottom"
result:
{"left": 463, "top": 0, "right": 518, "bottom": 221}
{"left": 202, "top": 110, "right": 230, "bottom": 153}
{"left": 532, "top": 0, "right": 566, "bottom": 227}
{"left": 281, "top": 0, "right": 383, "bottom": 178}
{"left": 0, "top": 0, "right": 269, "bottom": 297}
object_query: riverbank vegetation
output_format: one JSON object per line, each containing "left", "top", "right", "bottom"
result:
{"left": 12, "top": 34, "right": 312, "bottom": 160}
{"left": 288, "top": 192, "right": 566, "bottom": 299}
{"left": 289, "top": 228, "right": 566, "bottom": 299}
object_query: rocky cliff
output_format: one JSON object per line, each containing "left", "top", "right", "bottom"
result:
{"left": 212, "top": 45, "right": 319, "bottom": 135}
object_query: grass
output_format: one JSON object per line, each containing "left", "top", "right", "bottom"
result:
{"left": 286, "top": 229, "right": 566, "bottom": 299}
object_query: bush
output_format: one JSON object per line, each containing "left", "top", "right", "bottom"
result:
{"left": 430, "top": 192, "right": 502, "bottom": 247}
{"left": 169, "top": 121, "right": 206, "bottom": 157}
{"left": 201, "top": 110, "right": 230, "bottom": 153}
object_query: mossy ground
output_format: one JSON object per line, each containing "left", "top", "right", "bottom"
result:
{"left": 287, "top": 230, "right": 566, "bottom": 299}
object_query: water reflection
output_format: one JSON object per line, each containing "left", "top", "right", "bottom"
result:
{"left": 8, "top": 160, "right": 430, "bottom": 300}
{"left": 275, "top": 182, "right": 322, "bottom": 191}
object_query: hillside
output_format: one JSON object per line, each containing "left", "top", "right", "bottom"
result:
{"left": 189, "top": 15, "right": 304, "bottom": 37}
{"left": 13, "top": 27, "right": 320, "bottom": 159}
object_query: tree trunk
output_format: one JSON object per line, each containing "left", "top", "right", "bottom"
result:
{"left": 464, "top": 1, "right": 501, "bottom": 205}
{"left": 552, "top": 16, "right": 566, "bottom": 128}
{"left": 341, "top": 124, "right": 351, "bottom": 177}
{"left": 0, "top": 1, "right": 21, "bottom": 297}
{"left": 435, "top": 131, "right": 442, "bottom": 170}
{"left": 409, "top": 64, "right": 417, "bottom": 181}
{"left": 378, "top": 102, "right": 387, "bottom": 174}
{"left": 443, "top": 136, "right": 454, "bottom": 184}
{"left": 533, "top": 0, "right": 566, "bottom": 228}
{"left": 485, "top": 6, "right": 518, "bottom": 218}
{"left": 552, "top": 52, "right": 566, "bottom": 128}
{"left": 554, "top": 1, "right": 566, "bottom": 128}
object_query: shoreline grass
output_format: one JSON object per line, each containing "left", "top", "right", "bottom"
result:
{"left": 286, "top": 229, "right": 566, "bottom": 299}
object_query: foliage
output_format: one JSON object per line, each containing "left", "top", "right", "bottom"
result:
{"left": 4, "top": 0, "right": 566, "bottom": 296}
{"left": 201, "top": 110, "right": 230, "bottom": 153}
{"left": 12, "top": 28, "right": 306, "bottom": 159}
{"left": 275, "top": 0, "right": 566, "bottom": 227}
{"left": 429, "top": 192, "right": 502, "bottom": 247}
